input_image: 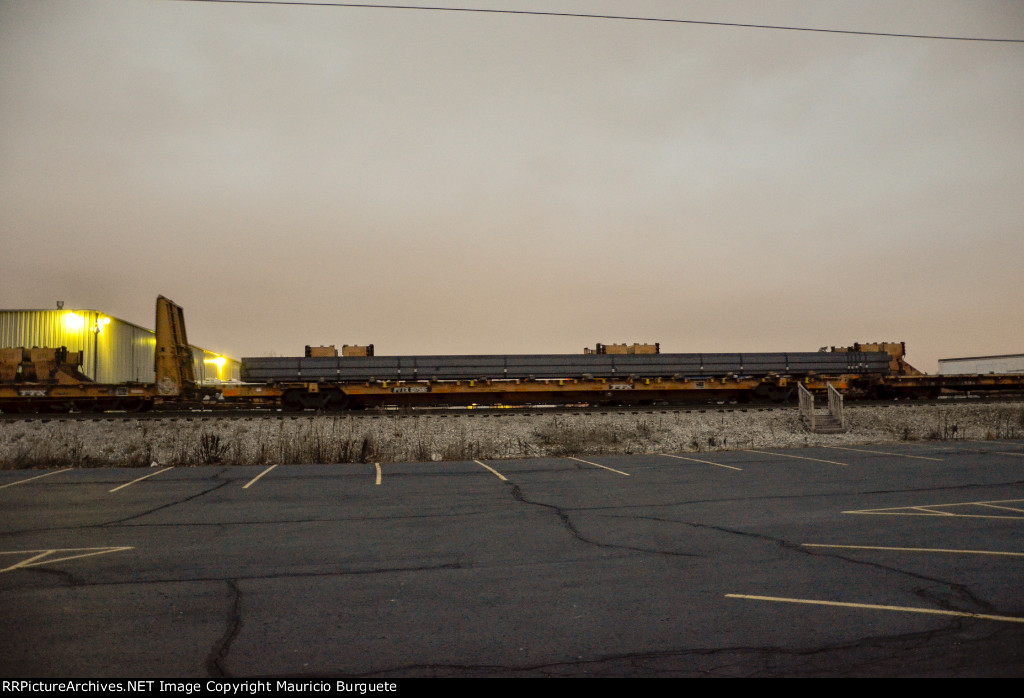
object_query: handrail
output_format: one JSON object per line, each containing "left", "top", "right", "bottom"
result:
{"left": 826, "top": 382, "right": 845, "bottom": 429}
{"left": 797, "top": 382, "right": 815, "bottom": 431}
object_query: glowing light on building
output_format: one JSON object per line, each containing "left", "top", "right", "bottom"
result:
{"left": 63, "top": 312, "right": 85, "bottom": 331}
{"left": 205, "top": 355, "right": 228, "bottom": 380}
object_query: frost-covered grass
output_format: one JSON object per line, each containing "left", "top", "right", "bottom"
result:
{"left": 1, "top": 402, "right": 1022, "bottom": 469}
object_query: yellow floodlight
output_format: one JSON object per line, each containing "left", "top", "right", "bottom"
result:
{"left": 204, "top": 355, "right": 228, "bottom": 379}
{"left": 205, "top": 356, "right": 227, "bottom": 369}
{"left": 63, "top": 312, "right": 85, "bottom": 330}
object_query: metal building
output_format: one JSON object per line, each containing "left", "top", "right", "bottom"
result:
{"left": 937, "top": 353, "right": 1024, "bottom": 375}
{"left": 0, "top": 307, "right": 239, "bottom": 384}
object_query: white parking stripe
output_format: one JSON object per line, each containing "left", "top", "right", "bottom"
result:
{"left": 567, "top": 457, "right": 630, "bottom": 476}
{"left": 243, "top": 464, "right": 278, "bottom": 489}
{"left": 744, "top": 449, "right": 846, "bottom": 466}
{"left": 661, "top": 453, "right": 742, "bottom": 471}
{"left": 0, "top": 469, "right": 73, "bottom": 490}
{"left": 822, "top": 446, "right": 943, "bottom": 461}
{"left": 1, "top": 547, "right": 134, "bottom": 573}
{"left": 473, "top": 460, "right": 507, "bottom": 481}
{"left": 726, "top": 594, "right": 1024, "bottom": 624}
{"left": 109, "top": 467, "right": 174, "bottom": 493}
{"left": 803, "top": 543, "right": 1024, "bottom": 557}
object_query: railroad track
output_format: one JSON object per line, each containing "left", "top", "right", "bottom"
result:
{"left": 2, "top": 395, "right": 1021, "bottom": 423}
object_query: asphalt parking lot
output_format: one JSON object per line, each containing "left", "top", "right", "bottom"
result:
{"left": 1, "top": 440, "right": 1022, "bottom": 677}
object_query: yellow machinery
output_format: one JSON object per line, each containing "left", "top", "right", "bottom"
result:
{"left": 0, "top": 296, "right": 195, "bottom": 413}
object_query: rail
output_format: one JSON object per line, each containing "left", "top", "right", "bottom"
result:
{"left": 827, "top": 382, "right": 845, "bottom": 429}
{"left": 798, "top": 382, "right": 815, "bottom": 430}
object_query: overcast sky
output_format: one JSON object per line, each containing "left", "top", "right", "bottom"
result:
{"left": 1, "top": 0, "right": 1021, "bottom": 371}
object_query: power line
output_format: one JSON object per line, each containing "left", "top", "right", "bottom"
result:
{"left": 170, "top": 0, "right": 1024, "bottom": 43}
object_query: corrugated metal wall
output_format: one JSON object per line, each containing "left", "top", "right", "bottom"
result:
{"left": 192, "top": 347, "right": 241, "bottom": 383}
{"left": 938, "top": 354, "right": 1024, "bottom": 375}
{"left": 0, "top": 309, "right": 239, "bottom": 384}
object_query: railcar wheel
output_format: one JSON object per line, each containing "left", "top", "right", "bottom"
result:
{"left": 769, "top": 387, "right": 795, "bottom": 403}
{"left": 281, "top": 390, "right": 304, "bottom": 411}
{"left": 73, "top": 400, "right": 105, "bottom": 413}
{"left": 324, "top": 391, "right": 350, "bottom": 410}
{"left": 299, "top": 391, "right": 327, "bottom": 410}
{"left": 871, "top": 386, "right": 895, "bottom": 400}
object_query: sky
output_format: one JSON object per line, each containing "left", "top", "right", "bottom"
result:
{"left": 1, "top": 0, "right": 1022, "bottom": 372}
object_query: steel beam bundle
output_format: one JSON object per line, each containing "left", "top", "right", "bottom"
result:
{"left": 240, "top": 351, "right": 892, "bottom": 384}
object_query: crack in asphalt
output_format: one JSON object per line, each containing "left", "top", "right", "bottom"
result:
{"left": 15, "top": 565, "right": 83, "bottom": 587}
{"left": 100, "top": 480, "right": 231, "bottom": 525}
{"left": 0, "top": 475, "right": 238, "bottom": 536}
{"left": 205, "top": 578, "right": 242, "bottom": 678}
{"left": 0, "top": 510, "right": 488, "bottom": 536}
{"left": 15, "top": 562, "right": 465, "bottom": 588}
{"left": 505, "top": 482, "right": 701, "bottom": 558}
{"left": 107, "top": 510, "right": 489, "bottom": 527}
{"left": 853, "top": 478, "right": 1024, "bottom": 497}
{"left": 495, "top": 477, "right": 1024, "bottom": 516}
{"left": 604, "top": 512, "right": 1001, "bottom": 615}
{"left": 804, "top": 550, "right": 999, "bottom": 615}
{"left": 260, "top": 623, "right": 1021, "bottom": 678}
